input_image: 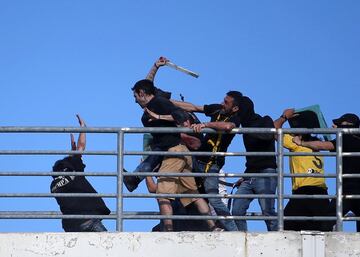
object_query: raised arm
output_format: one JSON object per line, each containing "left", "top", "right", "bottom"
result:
{"left": 274, "top": 108, "right": 295, "bottom": 129}
{"left": 76, "top": 114, "right": 86, "bottom": 152}
{"left": 146, "top": 56, "right": 168, "bottom": 82}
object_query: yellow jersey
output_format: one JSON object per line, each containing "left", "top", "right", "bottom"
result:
{"left": 283, "top": 134, "right": 327, "bottom": 191}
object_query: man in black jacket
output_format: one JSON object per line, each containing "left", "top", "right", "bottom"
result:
{"left": 51, "top": 115, "right": 110, "bottom": 232}
{"left": 231, "top": 96, "right": 278, "bottom": 231}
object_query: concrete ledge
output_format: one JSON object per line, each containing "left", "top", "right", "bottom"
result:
{"left": 0, "top": 232, "right": 359, "bottom": 257}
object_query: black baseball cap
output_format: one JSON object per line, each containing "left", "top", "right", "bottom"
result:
{"left": 332, "top": 113, "right": 360, "bottom": 127}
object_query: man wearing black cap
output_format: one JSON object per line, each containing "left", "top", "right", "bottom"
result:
{"left": 293, "top": 113, "right": 360, "bottom": 231}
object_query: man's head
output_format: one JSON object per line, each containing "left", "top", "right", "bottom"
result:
{"left": 332, "top": 113, "right": 360, "bottom": 128}
{"left": 132, "top": 79, "right": 156, "bottom": 108}
{"left": 172, "top": 109, "right": 192, "bottom": 127}
{"left": 221, "top": 91, "right": 243, "bottom": 114}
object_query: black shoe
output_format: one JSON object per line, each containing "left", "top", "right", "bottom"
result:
{"left": 123, "top": 169, "right": 141, "bottom": 192}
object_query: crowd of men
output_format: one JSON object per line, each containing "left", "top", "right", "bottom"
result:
{"left": 51, "top": 57, "right": 360, "bottom": 233}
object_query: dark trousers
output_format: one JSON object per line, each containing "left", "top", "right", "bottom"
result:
{"left": 284, "top": 186, "right": 332, "bottom": 231}
{"left": 328, "top": 186, "right": 360, "bottom": 232}
{"left": 134, "top": 146, "right": 163, "bottom": 181}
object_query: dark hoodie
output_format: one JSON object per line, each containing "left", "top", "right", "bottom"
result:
{"left": 237, "top": 96, "right": 277, "bottom": 173}
{"left": 51, "top": 156, "right": 110, "bottom": 231}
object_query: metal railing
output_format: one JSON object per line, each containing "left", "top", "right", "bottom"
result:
{"left": 0, "top": 126, "right": 360, "bottom": 232}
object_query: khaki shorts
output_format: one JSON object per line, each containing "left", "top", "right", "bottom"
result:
{"left": 156, "top": 144, "right": 199, "bottom": 206}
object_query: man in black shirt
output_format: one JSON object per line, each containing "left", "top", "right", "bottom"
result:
{"left": 293, "top": 113, "right": 360, "bottom": 231}
{"left": 173, "top": 91, "right": 243, "bottom": 231}
{"left": 123, "top": 57, "right": 174, "bottom": 192}
{"left": 51, "top": 115, "right": 110, "bottom": 232}
{"left": 132, "top": 79, "right": 218, "bottom": 231}
{"left": 231, "top": 96, "right": 278, "bottom": 231}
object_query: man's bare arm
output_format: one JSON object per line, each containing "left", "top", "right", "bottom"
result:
{"left": 144, "top": 107, "right": 174, "bottom": 122}
{"left": 145, "top": 176, "right": 157, "bottom": 193}
{"left": 192, "top": 121, "right": 235, "bottom": 133}
{"left": 171, "top": 99, "right": 204, "bottom": 113}
{"left": 274, "top": 108, "right": 295, "bottom": 129}
{"left": 146, "top": 57, "right": 168, "bottom": 82}
{"left": 181, "top": 133, "right": 202, "bottom": 150}
{"left": 292, "top": 136, "right": 335, "bottom": 151}
{"left": 76, "top": 114, "right": 86, "bottom": 152}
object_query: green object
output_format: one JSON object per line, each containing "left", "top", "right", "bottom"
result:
{"left": 294, "top": 104, "right": 331, "bottom": 141}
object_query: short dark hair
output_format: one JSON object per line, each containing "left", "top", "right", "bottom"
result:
{"left": 132, "top": 79, "right": 156, "bottom": 95}
{"left": 172, "top": 110, "right": 191, "bottom": 125}
{"left": 226, "top": 91, "right": 243, "bottom": 107}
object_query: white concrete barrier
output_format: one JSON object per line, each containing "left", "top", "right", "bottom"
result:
{"left": 0, "top": 232, "right": 359, "bottom": 257}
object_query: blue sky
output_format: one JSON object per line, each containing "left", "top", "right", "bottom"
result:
{"left": 0, "top": 1, "right": 359, "bottom": 232}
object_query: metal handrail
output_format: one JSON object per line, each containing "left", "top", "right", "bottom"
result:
{"left": 1, "top": 126, "right": 360, "bottom": 232}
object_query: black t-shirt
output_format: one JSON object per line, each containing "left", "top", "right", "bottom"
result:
{"left": 50, "top": 156, "right": 110, "bottom": 231}
{"left": 197, "top": 105, "right": 241, "bottom": 168}
{"left": 141, "top": 96, "right": 182, "bottom": 150}
{"left": 242, "top": 116, "right": 277, "bottom": 173}
{"left": 331, "top": 134, "right": 360, "bottom": 189}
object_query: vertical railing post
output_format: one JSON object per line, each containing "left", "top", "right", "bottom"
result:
{"left": 276, "top": 129, "right": 284, "bottom": 231}
{"left": 336, "top": 130, "right": 343, "bottom": 231}
{"left": 116, "top": 131, "right": 125, "bottom": 231}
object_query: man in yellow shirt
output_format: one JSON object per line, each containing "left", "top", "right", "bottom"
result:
{"left": 274, "top": 109, "right": 332, "bottom": 231}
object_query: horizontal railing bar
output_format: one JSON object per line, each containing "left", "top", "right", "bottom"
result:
{"left": 1, "top": 150, "right": 358, "bottom": 157}
{"left": 0, "top": 211, "right": 264, "bottom": 217}
{"left": 0, "top": 172, "right": 117, "bottom": 176}
{"left": 0, "top": 193, "right": 338, "bottom": 199}
{"left": 1, "top": 126, "right": 359, "bottom": 134}
{"left": 342, "top": 217, "right": 360, "bottom": 221}
{"left": 0, "top": 150, "right": 117, "bottom": 155}
{"left": 125, "top": 151, "right": 276, "bottom": 157}
{"left": 0, "top": 193, "right": 117, "bottom": 198}
{"left": 0, "top": 211, "right": 344, "bottom": 221}
{"left": 128, "top": 172, "right": 337, "bottom": 179}
{"left": 0, "top": 171, "right": 341, "bottom": 178}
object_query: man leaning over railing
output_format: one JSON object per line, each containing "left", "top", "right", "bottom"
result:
{"left": 293, "top": 113, "right": 360, "bottom": 231}
{"left": 172, "top": 91, "right": 243, "bottom": 231}
{"left": 131, "top": 79, "right": 219, "bottom": 231}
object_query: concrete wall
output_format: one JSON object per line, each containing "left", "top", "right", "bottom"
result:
{"left": 0, "top": 232, "right": 359, "bottom": 257}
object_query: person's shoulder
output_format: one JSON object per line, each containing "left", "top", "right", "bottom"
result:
{"left": 262, "top": 115, "right": 274, "bottom": 127}
{"left": 203, "top": 104, "right": 222, "bottom": 117}
{"left": 152, "top": 95, "right": 173, "bottom": 105}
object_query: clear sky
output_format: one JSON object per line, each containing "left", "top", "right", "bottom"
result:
{"left": 0, "top": 1, "right": 359, "bottom": 232}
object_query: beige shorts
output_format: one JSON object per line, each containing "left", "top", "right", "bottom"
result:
{"left": 156, "top": 144, "right": 199, "bottom": 206}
